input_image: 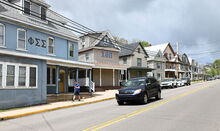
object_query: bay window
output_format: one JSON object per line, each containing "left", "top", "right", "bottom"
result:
{"left": 19, "top": 66, "right": 26, "bottom": 86}
{"left": 6, "top": 65, "right": 15, "bottom": 86}
{"left": 29, "top": 67, "right": 36, "bottom": 87}
{"left": 0, "top": 62, "right": 38, "bottom": 89}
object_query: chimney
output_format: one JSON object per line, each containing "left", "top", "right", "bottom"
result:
{"left": 176, "top": 42, "right": 179, "bottom": 55}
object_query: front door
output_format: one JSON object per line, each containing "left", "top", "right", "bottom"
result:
{"left": 59, "top": 71, "right": 65, "bottom": 93}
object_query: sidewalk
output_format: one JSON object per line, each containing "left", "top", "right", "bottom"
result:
{"left": 0, "top": 90, "right": 117, "bottom": 121}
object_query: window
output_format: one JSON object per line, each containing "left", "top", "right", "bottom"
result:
{"left": 41, "top": 7, "right": 46, "bottom": 20}
{"left": 138, "top": 71, "right": 142, "bottom": 77}
{"left": 0, "top": 64, "right": 2, "bottom": 87}
{"left": 47, "top": 67, "right": 56, "bottom": 85}
{"left": 0, "top": 62, "right": 38, "bottom": 88}
{"left": 69, "top": 42, "right": 74, "bottom": 57}
{"left": 101, "top": 50, "right": 113, "bottom": 58}
{"left": 31, "top": 3, "right": 41, "bottom": 18}
{"left": 19, "top": 66, "right": 26, "bottom": 86}
{"left": 169, "top": 53, "right": 172, "bottom": 60}
{"left": 0, "top": 24, "right": 5, "bottom": 46}
{"left": 138, "top": 48, "right": 141, "bottom": 53}
{"left": 123, "top": 57, "right": 127, "bottom": 65}
{"left": 17, "top": 29, "right": 26, "bottom": 50}
{"left": 48, "top": 37, "right": 54, "bottom": 54}
{"left": 157, "top": 62, "right": 162, "bottom": 69}
{"left": 109, "top": 52, "right": 112, "bottom": 58}
{"left": 137, "top": 58, "right": 142, "bottom": 67}
{"left": 6, "top": 65, "right": 15, "bottom": 86}
{"left": 85, "top": 53, "right": 89, "bottom": 61}
{"left": 29, "top": 67, "right": 36, "bottom": 87}
{"left": 24, "top": 1, "right": 30, "bottom": 15}
{"left": 157, "top": 73, "right": 161, "bottom": 80}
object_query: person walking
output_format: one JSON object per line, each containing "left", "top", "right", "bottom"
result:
{"left": 73, "top": 81, "right": 81, "bottom": 101}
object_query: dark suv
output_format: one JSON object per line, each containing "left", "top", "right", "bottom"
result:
{"left": 116, "top": 77, "right": 161, "bottom": 105}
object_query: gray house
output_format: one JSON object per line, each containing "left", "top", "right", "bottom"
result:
{"left": 144, "top": 48, "right": 166, "bottom": 81}
{"left": 119, "top": 42, "right": 153, "bottom": 81}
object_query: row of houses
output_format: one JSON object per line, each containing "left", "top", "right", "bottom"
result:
{"left": 0, "top": 0, "right": 206, "bottom": 109}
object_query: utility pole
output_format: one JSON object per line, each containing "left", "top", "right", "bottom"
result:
{"left": 176, "top": 42, "right": 179, "bottom": 79}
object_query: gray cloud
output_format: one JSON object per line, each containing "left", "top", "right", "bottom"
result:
{"left": 46, "top": 0, "right": 220, "bottom": 64}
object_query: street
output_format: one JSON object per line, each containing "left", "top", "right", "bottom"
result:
{"left": 1, "top": 80, "right": 220, "bottom": 131}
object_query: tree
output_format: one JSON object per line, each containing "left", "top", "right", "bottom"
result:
{"left": 141, "top": 41, "right": 149, "bottom": 47}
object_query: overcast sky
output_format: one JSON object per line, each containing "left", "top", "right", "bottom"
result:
{"left": 46, "top": 0, "right": 220, "bottom": 64}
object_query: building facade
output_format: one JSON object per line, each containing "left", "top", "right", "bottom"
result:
{"left": 0, "top": 0, "right": 93, "bottom": 109}
{"left": 119, "top": 42, "right": 152, "bottom": 81}
{"left": 145, "top": 48, "right": 166, "bottom": 81}
{"left": 79, "top": 31, "right": 126, "bottom": 89}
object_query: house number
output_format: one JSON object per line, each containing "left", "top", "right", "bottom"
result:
{"left": 28, "top": 37, "right": 47, "bottom": 48}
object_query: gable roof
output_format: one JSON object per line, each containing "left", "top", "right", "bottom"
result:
{"left": 144, "top": 43, "right": 169, "bottom": 53}
{"left": 119, "top": 42, "right": 148, "bottom": 57}
{"left": 80, "top": 30, "right": 120, "bottom": 50}
{"left": 0, "top": 1, "right": 78, "bottom": 41}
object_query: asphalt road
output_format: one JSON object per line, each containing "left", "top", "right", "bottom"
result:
{"left": 1, "top": 80, "right": 220, "bottom": 131}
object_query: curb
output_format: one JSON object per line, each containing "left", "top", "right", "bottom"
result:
{"left": 0, "top": 97, "right": 115, "bottom": 121}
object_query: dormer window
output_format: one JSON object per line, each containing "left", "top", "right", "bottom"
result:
{"left": 23, "top": 0, "right": 47, "bottom": 21}
{"left": 24, "top": 1, "right": 30, "bottom": 15}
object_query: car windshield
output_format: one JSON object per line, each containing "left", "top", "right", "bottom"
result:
{"left": 182, "top": 78, "right": 187, "bottom": 80}
{"left": 124, "top": 78, "right": 145, "bottom": 87}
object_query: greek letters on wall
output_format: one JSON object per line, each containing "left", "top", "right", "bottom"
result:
{"left": 28, "top": 37, "right": 47, "bottom": 48}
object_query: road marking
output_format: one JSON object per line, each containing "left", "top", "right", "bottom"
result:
{"left": 82, "top": 81, "right": 219, "bottom": 131}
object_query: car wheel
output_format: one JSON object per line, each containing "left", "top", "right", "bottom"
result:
{"left": 143, "top": 93, "right": 148, "bottom": 104}
{"left": 156, "top": 91, "right": 161, "bottom": 100}
{"left": 117, "top": 101, "right": 124, "bottom": 105}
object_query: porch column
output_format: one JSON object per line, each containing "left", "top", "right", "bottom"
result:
{"left": 65, "top": 68, "right": 69, "bottom": 93}
{"left": 125, "top": 70, "right": 128, "bottom": 82}
{"left": 89, "top": 69, "right": 92, "bottom": 94}
{"left": 76, "top": 68, "right": 79, "bottom": 83}
{"left": 113, "top": 69, "right": 115, "bottom": 87}
{"left": 56, "top": 65, "right": 60, "bottom": 94}
{"left": 128, "top": 70, "right": 130, "bottom": 80}
{"left": 100, "top": 68, "right": 102, "bottom": 87}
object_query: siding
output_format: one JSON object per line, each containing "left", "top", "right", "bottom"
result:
{"left": 0, "top": 55, "right": 47, "bottom": 109}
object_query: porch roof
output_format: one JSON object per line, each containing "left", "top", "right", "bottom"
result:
{"left": 0, "top": 48, "right": 94, "bottom": 69}
{"left": 128, "top": 66, "right": 154, "bottom": 71}
{"left": 93, "top": 62, "right": 128, "bottom": 70}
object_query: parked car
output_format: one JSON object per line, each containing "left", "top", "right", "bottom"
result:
{"left": 176, "top": 79, "right": 184, "bottom": 87}
{"left": 207, "top": 77, "right": 213, "bottom": 81}
{"left": 160, "top": 78, "right": 177, "bottom": 88}
{"left": 181, "top": 78, "right": 191, "bottom": 85}
{"left": 116, "top": 77, "right": 161, "bottom": 105}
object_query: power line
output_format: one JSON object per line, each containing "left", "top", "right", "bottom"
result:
{"left": 0, "top": 0, "right": 154, "bottom": 56}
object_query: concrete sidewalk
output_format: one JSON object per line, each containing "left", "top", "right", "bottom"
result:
{"left": 0, "top": 90, "right": 117, "bottom": 121}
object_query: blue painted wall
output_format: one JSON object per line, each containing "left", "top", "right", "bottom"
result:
{"left": 1, "top": 20, "right": 78, "bottom": 61}
{"left": 0, "top": 55, "right": 47, "bottom": 110}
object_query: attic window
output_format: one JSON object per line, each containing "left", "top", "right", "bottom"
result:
{"left": 138, "top": 48, "right": 141, "bottom": 53}
{"left": 41, "top": 7, "right": 46, "bottom": 20}
{"left": 24, "top": 1, "right": 30, "bottom": 15}
{"left": 23, "top": 1, "right": 47, "bottom": 21}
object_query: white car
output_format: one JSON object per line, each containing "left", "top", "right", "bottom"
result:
{"left": 160, "top": 78, "right": 177, "bottom": 88}
{"left": 176, "top": 79, "right": 184, "bottom": 87}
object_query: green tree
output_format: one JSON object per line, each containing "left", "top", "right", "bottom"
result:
{"left": 141, "top": 41, "right": 149, "bottom": 47}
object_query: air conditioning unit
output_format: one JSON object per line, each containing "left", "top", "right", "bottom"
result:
{"left": 82, "top": 42, "right": 85, "bottom": 46}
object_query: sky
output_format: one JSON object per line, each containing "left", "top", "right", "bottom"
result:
{"left": 45, "top": 0, "right": 220, "bottom": 64}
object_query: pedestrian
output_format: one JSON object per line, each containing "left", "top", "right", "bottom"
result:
{"left": 73, "top": 81, "right": 81, "bottom": 101}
